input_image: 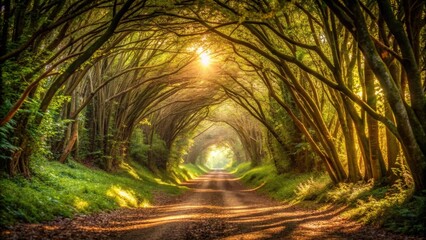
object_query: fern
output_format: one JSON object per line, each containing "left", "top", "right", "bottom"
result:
{"left": 0, "top": 121, "right": 19, "bottom": 161}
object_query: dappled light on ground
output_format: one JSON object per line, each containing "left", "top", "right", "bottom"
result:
{"left": 73, "top": 197, "right": 90, "bottom": 211}
{"left": 3, "top": 172, "right": 418, "bottom": 240}
{"left": 119, "top": 162, "right": 142, "bottom": 180}
{"left": 106, "top": 185, "right": 150, "bottom": 208}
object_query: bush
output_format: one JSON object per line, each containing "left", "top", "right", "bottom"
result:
{"left": 129, "top": 128, "right": 149, "bottom": 163}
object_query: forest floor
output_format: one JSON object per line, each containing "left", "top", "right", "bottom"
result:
{"left": 1, "top": 171, "right": 424, "bottom": 240}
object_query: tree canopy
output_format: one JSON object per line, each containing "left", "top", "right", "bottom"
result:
{"left": 0, "top": 0, "right": 425, "bottom": 195}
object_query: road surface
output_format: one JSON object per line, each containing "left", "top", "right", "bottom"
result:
{"left": 112, "top": 171, "right": 412, "bottom": 239}
{"left": 2, "top": 171, "right": 420, "bottom": 239}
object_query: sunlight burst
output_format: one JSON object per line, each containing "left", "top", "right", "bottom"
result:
{"left": 200, "top": 52, "right": 211, "bottom": 66}
{"left": 197, "top": 47, "right": 211, "bottom": 66}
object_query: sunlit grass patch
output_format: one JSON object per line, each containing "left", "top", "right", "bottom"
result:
{"left": 73, "top": 197, "right": 89, "bottom": 211}
{"left": 323, "top": 181, "right": 380, "bottom": 204}
{"left": 327, "top": 181, "right": 426, "bottom": 235}
{"left": 230, "top": 163, "right": 330, "bottom": 201}
{"left": 0, "top": 159, "right": 200, "bottom": 226}
{"left": 228, "top": 162, "right": 251, "bottom": 175}
{"left": 171, "top": 163, "right": 208, "bottom": 183}
{"left": 294, "top": 175, "right": 331, "bottom": 202}
{"left": 106, "top": 185, "right": 139, "bottom": 207}
{"left": 119, "top": 162, "right": 141, "bottom": 180}
{"left": 230, "top": 162, "right": 425, "bottom": 235}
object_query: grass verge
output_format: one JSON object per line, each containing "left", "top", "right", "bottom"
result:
{"left": 230, "top": 162, "right": 331, "bottom": 201}
{"left": 229, "top": 162, "right": 426, "bottom": 236}
{"left": 172, "top": 164, "right": 209, "bottom": 182}
{"left": 0, "top": 159, "right": 204, "bottom": 227}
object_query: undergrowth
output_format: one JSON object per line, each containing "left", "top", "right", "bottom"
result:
{"left": 230, "top": 162, "right": 426, "bottom": 236}
{"left": 0, "top": 159, "right": 204, "bottom": 227}
{"left": 325, "top": 181, "right": 426, "bottom": 235}
{"left": 172, "top": 164, "right": 209, "bottom": 182}
{"left": 230, "top": 162, "right": 330, "bottom": 201}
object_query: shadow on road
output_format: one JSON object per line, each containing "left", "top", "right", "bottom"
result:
{"left": 2, "top": 172, "right": 419, "bottom": 240}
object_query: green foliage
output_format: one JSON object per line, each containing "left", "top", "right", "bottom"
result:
{"left": 385, "top": 193, "right": 426, "bottom": 235}
{"left": 169, "top": 163, "right": 209, "bottom": 183}
{"left": 129, "top": 129, "right": 169, "bottom": 170}
{"left": 129, "top": 128, "right": 149, "bottom": 163}
{"left": 0, "top": 158, "right": 196, "bottom": 226}
{"left": 1, "top": 60, "right": 35, "bottom": 102}
{"left": 150, "top": 134, "right": 169, "bottom": 165}
{"left": 168, "top": 135, "right": 193, "bottom": 170}
{"left": 0, "top": 121, "right": 19, "bottom": 163}
{"left": 232, "top": 162, "right": 425, "bottom": 236}
{"left": 322, "top": 181, "right": 379, "bottom": 204}
{"left": 324, "top": 180, "right": 425, "bottom": 235}
{"left": 35, "top": 95, "right": 72, "bottom": 158}
{"left": 294, "top": 176, "right": 331, "bottom": 201}
{"left": 229, "top": 161, "right": 252, "bottom": 175}
{"left": 230, "top": 163, "right": 330, "bottom": 201}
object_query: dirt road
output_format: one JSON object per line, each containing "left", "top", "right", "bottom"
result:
{"left": 1, "top": 171, "right": 422, "bottom": 239}
{"left": 113, "top": 171, "right": 417, "bottom": 240}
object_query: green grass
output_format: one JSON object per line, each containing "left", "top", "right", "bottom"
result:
{"left": 230, "top": 162, "right": 331, "bottom": 201}
{"left": 168, "top": 163, "right": 209, "bottom": 183}
{"left": 324, "top": 181, "right": 426, "bottom": 235}
{"left": 229, "top": 162, "right": 426, "bottom": 236}
{"left": 0, "top": 159, "right": 204, "bottom": 227}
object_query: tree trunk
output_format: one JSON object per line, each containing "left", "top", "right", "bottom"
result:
{"left": 10, "top": 122, "right": 31, "bottom": 177}
{"left": 59, "top": 120, "right": 79, "bottom": 163}
{"left": 385, "top": 61, "right": 401, "bottom": 182}
{"left": 345, "top": 111, "right": 362, "bottom": 182}
{"left": 342, "top": 0, "right": 426, "bottom": 193}
{"left": 365, "top": 61, "right": 387, "bottom": 181}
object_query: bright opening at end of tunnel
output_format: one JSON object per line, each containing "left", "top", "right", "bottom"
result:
{"left": 205, "top": 145, "right": 234, "bottom": 170}
{"left": 197, "top": 47, "right": 211, "bottom": 66}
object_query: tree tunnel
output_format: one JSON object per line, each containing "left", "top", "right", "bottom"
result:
{"left": 184, "top": 123, "right": 250, "bottom": 169}
{"left": 0, "top": 0, "right": 425, "bottom": 195}
{"left": 202, "top": 144, "right": 234, "bottom": 169}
